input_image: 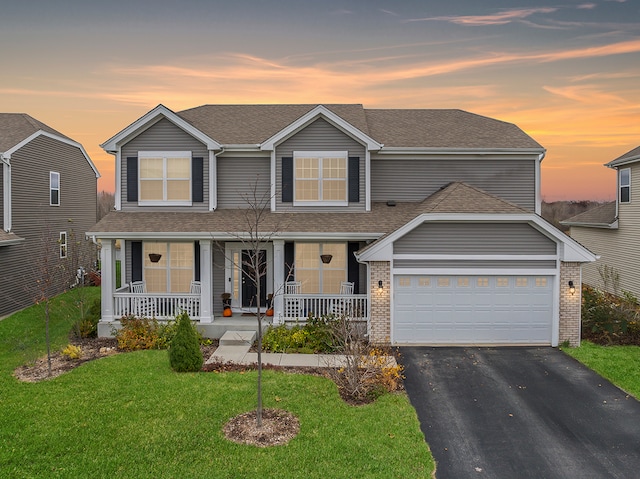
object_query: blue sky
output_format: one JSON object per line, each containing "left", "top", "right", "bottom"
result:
{"left": 1, "top": 0, "right": 639, "bottom": 199}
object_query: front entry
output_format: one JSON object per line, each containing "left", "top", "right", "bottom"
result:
{"left": 242, "top": 250, "right": 267, "bottom": 307}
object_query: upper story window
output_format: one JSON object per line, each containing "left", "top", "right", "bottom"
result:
{"left": 50, "top": 171, "right": 60, "bottom": 206}
{"left": 620, "top": 168, "right": 631, "bottom": 204}
{"left": 294, "top": 151, "right": 347, "bottom": 206}
{"left": 59, "top": 231, "right": 67, "bottom": 258}
{"left": 139, "top": 151, "right": 191, "bottom": 206}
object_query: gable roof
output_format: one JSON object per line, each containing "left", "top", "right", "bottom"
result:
{"left": 0, "top": 113, "right": 68, "bottom": 153}
{"left": 561, "top": 201, "right": 617, "bottom": 229}
{"left": 606, "top": 145, "right": 640, "bottom": 168}
{"left": 104, "top": 104, "right": 543, "bottom": 152}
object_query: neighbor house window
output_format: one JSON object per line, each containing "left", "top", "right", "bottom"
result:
{"left": 59, "top": 231, "right": 67, "bottom": 258}
{"left": 620, "top": 168, "right": 630, "bottom": 203}
{"left": 50, "top": 171, "right": 60, "bottom": 206}
{"left": 143, "top": 242, "right": 193, "bottom": 292}
{"left": 139, "top": 151, "right": 191, "bottom": 205}
{"left": 294, "top": 151, "right": 347, "bottom": 205}
{"left": 294, "top": 243, "right": 346, "bottom": 293}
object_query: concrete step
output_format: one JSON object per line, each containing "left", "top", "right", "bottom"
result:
{"left": 219, "top": 330, "right": 257, "bottom": 346}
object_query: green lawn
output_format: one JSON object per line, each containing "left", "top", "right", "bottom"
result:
{"left": 563, "top": 341, "right": 640, "bottom": 399}
{"left": 0, "top": 288, "right": 434, "bottom": 478}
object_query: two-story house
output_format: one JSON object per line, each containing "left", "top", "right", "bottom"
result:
{"left": 88, "top": 104, "right": 594, "bottom": 346}
{"left": 563, "top": 145, "right": 640, "bottom": 298}
{"left": 1, "top": 113, "right": 100, "bottom": 317}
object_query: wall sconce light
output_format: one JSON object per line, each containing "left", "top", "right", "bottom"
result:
{"left": 378, "top": 280, "right": 383, "bottom": 293}
{"left": 320, "top": 254, "right": 333, "bottom": 264}
{"left": 568, "top": 280, "right": 575, "bottom": 295}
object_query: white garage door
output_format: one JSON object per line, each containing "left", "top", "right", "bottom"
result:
{"left": 393, "top": 275, "right": 553, "bottom": 345}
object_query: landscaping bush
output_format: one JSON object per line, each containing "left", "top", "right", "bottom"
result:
{"left": 115, "top": 315, "right": 161, "bottom": 351}
{"left": 262, "top": 314, "right": 338, "bottom": 353}
{"left": 169, "top": 311, "right": 203, "bottom": 372}
{"left": 71, "top": 297, "right": 101, "bottom": 338}
{"left": 582, "top": 285, "right": 640, "bottom": 345}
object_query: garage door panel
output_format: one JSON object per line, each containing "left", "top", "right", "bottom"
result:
{"left": 393, "top": 275, "right": 553, "bottom": 344}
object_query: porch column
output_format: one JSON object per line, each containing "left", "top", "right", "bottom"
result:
{"left": 273, "top": 239, "right": 285, "bottom": 324}
{"left": 199, "top": 239, "right": 213, "bottom": 323}
{"left": 100, "top": 240, "right": 115, "bottom": 322}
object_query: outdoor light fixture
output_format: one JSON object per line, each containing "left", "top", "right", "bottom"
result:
{"left": 320, "top": 254, "right": 333, "bottom": 264}
{"left": 568, "top": 280, "right": 576, "bottom": 295}
{"left": 378, "top": 280, "right": 383, "bottom": 293}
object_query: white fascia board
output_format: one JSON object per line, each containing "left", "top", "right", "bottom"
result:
{"left": 100, "top": 104, "right": 222, "bottom": 152}
{"left": 260, "top": 105, "right": 382, "bottom": 151}
{"left": 4, "top": 130, "right": 101, "bottom": 178}
{"left": 87, "top": 231, "right": 382, "bottom": 242}
{"left": 605, "top": 155, "right": 640, "bottom": 169}
{"left": 560, "top": 221, "right": 618, "bottom": 229}
{"left": 0, "top": 236, "right": 25, "bottom": 247}
{"left": 356, "top": 213, "right": 596, "bottom": 263}
{"left": 375, "top": 147, "right": 545, "bottom": 156}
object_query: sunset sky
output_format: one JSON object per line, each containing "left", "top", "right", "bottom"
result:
{"left": 2, "top": 0, "right": 639, "bottom": 200}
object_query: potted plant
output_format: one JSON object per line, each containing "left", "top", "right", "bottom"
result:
{"left": 221, "top": 292, "right": 232, "bottom": 317}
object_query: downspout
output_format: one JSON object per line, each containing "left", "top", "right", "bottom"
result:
{"left": 1, "top": 154, "right": 11, "bottom": 232}
{"left": 535, "top": 151, "right": 545, "bottom": 216}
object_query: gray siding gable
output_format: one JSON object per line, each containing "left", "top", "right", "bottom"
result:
{"left": 121, "top": 118, "right": 209, "bottom": 211}
{"left": 275, "top": 118, "right": 366, "bottom": 212}
{"left": 394, "top": 222, "right": 557, "bottom": 255}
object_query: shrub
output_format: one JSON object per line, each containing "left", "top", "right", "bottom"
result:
{"left": 582, "top": 285, "right": 640, "bottom": 345}
{"left": 262, "top": 315, "right": 339, "bottom": 353}
{"left": 115, "top": 315, "right": 161, "bottom": 351}
{"left": 71, "top": 297, "right": 101, "bottom": 338}
{"left": 61, "top": 344, "right": 83, "bottom": 360}
{"left": 169, "top": 312, "right": 203, "bottom": 372}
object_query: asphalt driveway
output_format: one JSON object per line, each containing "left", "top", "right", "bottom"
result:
{"left": 401, "top": 347, "right": 640, "bottom": 479}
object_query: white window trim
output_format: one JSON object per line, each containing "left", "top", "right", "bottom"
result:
{"left": 50, "top": 171, "right": 60, "bottom": 206}
{"left": 620, "top": 167, "right": 631, "bottom": 204}
{"left": 59, "top": 231, "right": 67, "bottom": 259}
{"left": 138, "top": 151, "right": 192, "bottom": 206}
{"left": 293, "top": 151, "right": 348, "bottom": 206}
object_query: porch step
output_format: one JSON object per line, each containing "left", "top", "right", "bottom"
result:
{"left": 219, "top": 330, "right": 257, "bottom": 346}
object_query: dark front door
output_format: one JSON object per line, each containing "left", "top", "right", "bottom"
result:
{"left": 242, "top": 250, "right": 267, "bottom": 308}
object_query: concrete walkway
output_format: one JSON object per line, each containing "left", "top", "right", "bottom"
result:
{"left": 205, "top": 330, "right": 396, "bottom": 368}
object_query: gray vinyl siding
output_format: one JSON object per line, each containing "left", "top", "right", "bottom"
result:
{"left": 275, "top": 118, "right": 366, "bottom": 212}
{"left": 571, "top": 163, "right": 640, "bottom": 298}
{"left": 393, "top": 259, "right": 557, "bottom": 269}
{"left": 394, "top": 223, "right": 557, "bottom": 255}
{"left": 371, "top": 157, "right": 536, "bottom": 211}
{"left": 121, "top": 118, "right": 209, "bottom": 211}
{"left": 0, "top": 135, "right": 97, "bottom": 317}
{"left": 212, "top": 246, "right": 226, "bottom": 315}
{"left": 0, "top": 166, "right": 3, "bottom": 214}
{"left": 216, "top": 157, "right": 270, "bottom": 209}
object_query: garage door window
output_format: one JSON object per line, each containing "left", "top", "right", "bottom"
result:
{"left": 398, "top": 276, "right": 411, "bottom": 287}
{"left": 457, "top": 277, "right": 470, "bottom": 287}
{"left": 437, "top": 278, "right": 450, "bottom": 287}
{"left": 516, "top": 277, "right": 528, "bottom": 287}
{"left": 536, "top": 277, "right": 547, "bottom": 287}
{"left": 418, "top": 277, "right": 431, "bottom": 287}
{"left": 477, "top": 277, "right": 489, "bottom": 287}
{"left": 496, "top": 277, "right": 509, "bottom": 287}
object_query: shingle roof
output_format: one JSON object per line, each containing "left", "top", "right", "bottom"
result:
{"left": 88, "top": 182, "right": 528, "bottom": 239}
{"left": 0, "top": 230, "right": 25, "bottom": 246}
{"left": 174, "top": 104, "right": 541, "bottom": 150}
{"left": 561, "top": 201, "right": 617, "bottom": 227}
{"left": 364, "top": 109, "right": 543, "bottom": 149}
{"left": 606, "top": 145, "right": 640, "bottom": 167}
{"left": 0, "top": 113, "right": 67, "bottom": 152}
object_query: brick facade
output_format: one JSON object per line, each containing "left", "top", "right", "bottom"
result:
{"left": 369, "top": 261, "right": 391, "bottom": 344}
{"left": 559, "top": 261, "right": 582, "bottom": 346}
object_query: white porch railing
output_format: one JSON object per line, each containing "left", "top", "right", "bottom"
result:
{"left": 283, "top": 294, "right": 368, "bottom": 321}
{"left": 114, "top": 286, "right": 200, "bottom": 319}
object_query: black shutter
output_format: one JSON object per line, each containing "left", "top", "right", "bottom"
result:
{"left": 131, "top": 241, "right": 143, "bottom": 282}
{"left": 284, "top": 242, "right": 295, "bottom": 280}
{"left": 282, "top": 157, "right": 293, "bottom": 203}
{"left": 348, "top": 157, "right": 360, "bottom": 203}
{"left": 348, "top": 242, "right": 360, "bottom": 293}
{"left": 127, "top": 157, "right": 138, "bottom": 202}
{"left": 194, "top": 242, "right": 201, "bottom": 281}
{"left": 192, "top": 157, "right": 204, "bottom": 202}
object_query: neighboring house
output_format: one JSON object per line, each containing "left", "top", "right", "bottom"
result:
{"left": 88, "top": 104, "right": 595, "bottom": 346}
{"left": 0, "top": 114, "right": 100, "bottom": 317}
{"left": 563, "top": 145, "right": 640, "bottom": 298}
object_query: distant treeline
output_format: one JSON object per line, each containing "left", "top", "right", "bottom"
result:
{"left": 541, "top": 200, "right": 606, "bottom": 232}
